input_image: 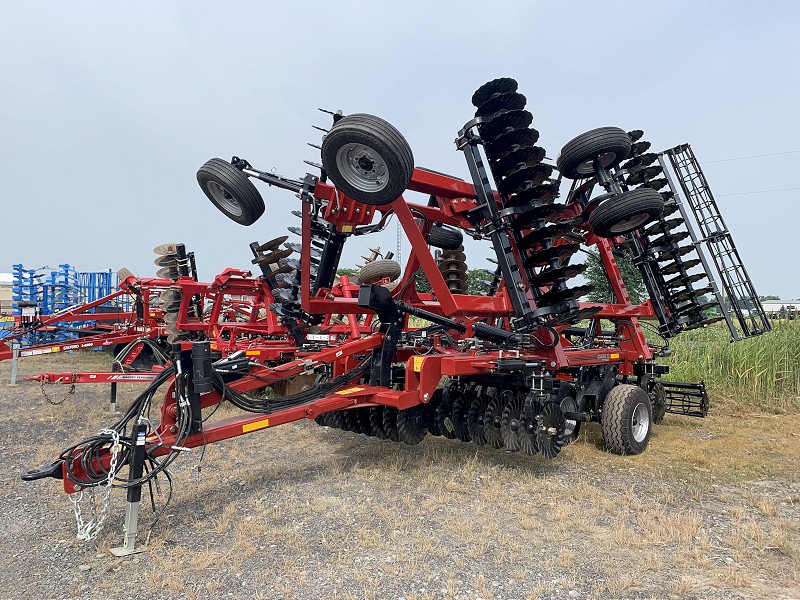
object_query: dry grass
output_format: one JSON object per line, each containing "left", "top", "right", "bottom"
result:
{"left": 0, "top": 350, "right": 798, "bottom": 599}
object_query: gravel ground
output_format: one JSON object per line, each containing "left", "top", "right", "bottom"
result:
{"left": 0, "top": 352, "right": 798, "bottom": 600}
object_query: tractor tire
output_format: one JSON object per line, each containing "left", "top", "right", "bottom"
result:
{"left": 358, "top": 259, "right": 401, "bottom": 284}
{"left": 197, "top": 158, "right": 265, "bottom": 225}
{"left": 588, "top": 187, "right": 664, "bottom": 237}
{"left": 321, "top": 113, "right": 414, "bottom": 206}
{"left": 601, "top": 384, "right": 653, "bottom": 455}
{"left": 428, "top": 224, "right": 463, "bottom": 250}
{"left": 556, "top": 127, "right": 632, "bottom": 179}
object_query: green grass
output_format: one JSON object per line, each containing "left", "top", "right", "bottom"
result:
{"left": 662, "top": 319, "right": 800, "bottom": 411}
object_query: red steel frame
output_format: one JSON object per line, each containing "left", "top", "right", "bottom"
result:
{"left": 55, "top": 165, "right": 663, "bottom": 493}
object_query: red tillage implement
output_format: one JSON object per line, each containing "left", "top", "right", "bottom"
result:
{"left": 22, "top": 78, "right": 769, "bottom": 553}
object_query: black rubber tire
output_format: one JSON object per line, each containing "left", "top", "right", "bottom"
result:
{"left": 556, "top": 127, "right": 632, "bottom": 180}
{"left": 359, "top": 259, "right": 401, "bottom": 284}
{"left": 321, "top": 113, "right": 414, "bottom": 206}
{"left": 197, "top": 158, "right": 265, "bottom": 225}
{"left": 601, "top": 384, "right": 653, "bottom": 455}
{"left": 428, "top": 225, "right": 463, "bottom": 250}
{"left": 589, "top": 187, "right": 664, "bottom": 237}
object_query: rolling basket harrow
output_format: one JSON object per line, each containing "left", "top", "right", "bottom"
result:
{"left": 21, "top": 78, "right": 770, "bottom": 553}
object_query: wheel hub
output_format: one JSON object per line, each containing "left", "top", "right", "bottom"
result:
{"left": 206, "top": 181, "right": 243, "bottom": 217}
{"left": 336, "top": 143, "right": 389, "bottom": 193}
{"left": 631, "top": 402, "right": 649, "bottom": 442}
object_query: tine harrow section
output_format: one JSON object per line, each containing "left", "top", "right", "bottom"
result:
{"left": 659, "top": 145, "right": 770, "bottom": 341}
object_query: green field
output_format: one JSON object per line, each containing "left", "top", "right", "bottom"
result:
{"left": 664, "top": 319, "right": 799, "bottom": 412}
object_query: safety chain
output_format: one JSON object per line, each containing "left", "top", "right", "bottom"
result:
{"left": 70, "top": 428, "right": 120, "bottom": 542}
{"left": 40, "top": 379, "right": 75, "bottom": 405}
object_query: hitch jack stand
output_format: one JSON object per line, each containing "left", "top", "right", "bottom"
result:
{"left": 110, "top": 421, "right": 148, "bottom": 557}
{"left": 106, "top": 362, "right": 121, "bottom": 415}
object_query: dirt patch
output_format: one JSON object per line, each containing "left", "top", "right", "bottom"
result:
{"left": 0, "top": 352, "right": 798, "bottom": 599}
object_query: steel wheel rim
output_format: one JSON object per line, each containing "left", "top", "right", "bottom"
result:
{"left": 609, "top": 212, "right": 651, "bottom": 233}
{"left": 577, "top": 151, "right": 618, "bottom": 175}
{"left": 207, "top": 181, "right": 243, "bottom": 217}
{"left": 631, "top": 402, "right": 649, "bottom": 442}
{"left": 335, "top": 143, "right": 389, "bottom": 193}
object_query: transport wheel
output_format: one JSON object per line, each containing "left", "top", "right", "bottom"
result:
{"left": 556, "top": 127, "right": 632, "bottom": 179}
{"left": 588, "top": 187, "right": 665, "bottom": 237}
{"left": 428, "top": 224, "right": 463, "bottom": 250}
{"left": 197, "top": 158, "right": 265, "bottom": 225}
{"left": 358, "top": 259, "right": 401, "bottom": 285}
{"left": 601, "top": 384, "right": 653, "bottom": 455}
{"left": 321, "top": 113, "right": 414, "bottom": 206}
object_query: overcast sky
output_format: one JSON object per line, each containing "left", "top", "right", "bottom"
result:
{"left": 1, "top": 1, "right": 798, "bottom": 299}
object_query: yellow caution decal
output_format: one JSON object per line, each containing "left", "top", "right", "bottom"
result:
{"left": 242, "top": 418, "right": 270, "bottom": 433}
{"left": 336, "top": 387, "right": 365, "bottom": 395}
{"left": 412, "top": 356, "right": 424, "bottom": 372}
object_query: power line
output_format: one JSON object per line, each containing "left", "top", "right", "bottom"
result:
{"left": 716, "top": 187, "right": 800, "bottom": 197}
{"left": 703, "top": 150, "right": 800, "bottom": 164}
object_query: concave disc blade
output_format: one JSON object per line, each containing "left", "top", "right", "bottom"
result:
{"left": 655, "top": 245, "right": 695, "bottom": 261}
{"left": 626, "top": 165, "right": 663, "bottom": 186}
{"left": 485, "top": 127, "right": 540, "bottom": 159}
{"left": 472, "top": 77, "right": 518, "bottom": 108}
{"left": 498, "top": 164, "right": 553, "bottom": 196}
{"left": 510, "top": 203, "right": 572, "bottom": 230}
{"left": 670, "top": 286, "right": 713, "bottom": 304}
{"left": 153, "top": 243, "right": 178, "bottom": 256}
{"left": 256, "top": 235, "right": 289, "bottom": 252}
{"left": 621, "top": 152, "right": 658, "bottom": 170}
{"left": 537, "top": 284, "right": 593, "bottom": 306}
{"left": 475, "top": 91, "right": 527, "bottom": 118}
{"left": 627, "top": 129, "right": 644, "bottom": 143}
{"left": 523, "top": 243, "right": 579, "bottom": 267}
{"left": 156, "top": 266, "right": 178, "bottom": 279}
{"left": 255, "top": 247, "right": 293, "bottom": 266}
{"left": 490, "top": 146, "right": 546, "bottom": 177}
{"left": 660, "top": 258, "right": 702, "bottom": 276}
{"left": 285, "top": 243, "right": 321, "bottom": 258}
{"left": 649, "top": 230, "right": 691, "bottom": 246}
{"left": 478, "top": 110, "right": 533, "bottom": 144}
{"left": 644, "top": 217, "right": 684, "bottom": 236}
{"left": 504, "top": 183, "right": 559, "bottom": 208}
{"left": 154, "top": 255, "right": 177, "bottom": 267}
{"left": 529, "top": 264, "right": 587, "bottom": 287}
{"left": 517, "top": 222, "right": 577, "bottom": 249}
{"left": 664, "top": 272, "right": 706, "bottom": 289}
